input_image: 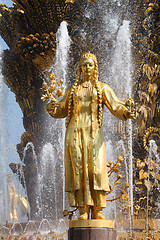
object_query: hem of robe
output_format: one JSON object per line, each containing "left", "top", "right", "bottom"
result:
{"left": 68, "top": 190, "right": 107, "bottom": 208}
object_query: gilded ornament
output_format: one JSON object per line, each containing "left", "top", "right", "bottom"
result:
{"left": 143, "top": 127, "right": 160, "bottom": 151}
{"left": 41, "top": 73, "right": 64, "bottom": 102}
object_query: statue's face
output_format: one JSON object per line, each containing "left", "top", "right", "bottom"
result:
{"left": 81, "top": 58, "right": 95, "bottom": 77}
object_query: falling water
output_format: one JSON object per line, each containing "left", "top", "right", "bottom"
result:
{"left": 115, "top": 21, "right": 133, "bottom": 210}
{"left": 54, "top": 21, "right": 71, "bottom": 211}
{"left": 22, "top": 142, "right": 42, "bottom": 219}
{"left": 110, "top": 20, "right": 132, "bottom": 97}
{"left": 39, "top": 21, "right": 71, "bottom": 220}
{"left": 40, "top": 143, "right": 58, "bottom": 219}
{"left": 55, "top": 21, "right": 71, "bottom": 82}
{"left": 0, "top": 47, "right": 8, "bottom": 223}
{"left": 116, "top": 140, "right": 129, "bottom": 185}
{"left": 146, "top": 140, "right": 160, "bottom": 238}
{"left": 114, "top": 20, "right": 133, "bottom": 228}
{"left": 104, "top": 19, "right": 133, "bottom": 227}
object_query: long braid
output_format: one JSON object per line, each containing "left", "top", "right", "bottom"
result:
{"left": 95, "top": 81, "right": 103, "bottom": 127}
{"left": 94, "top": 63, "right": 103, "bottom": 127}
{"left": 65, "top": 67, "right": 81, "bottom": 127}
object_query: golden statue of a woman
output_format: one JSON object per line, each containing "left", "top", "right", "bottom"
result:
{"left": 46, "top": 52, "right": 134, "bottom": 220}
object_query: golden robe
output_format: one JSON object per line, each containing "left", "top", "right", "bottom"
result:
{"left": 46, "top": 81, "right": 128, "bottom": 207}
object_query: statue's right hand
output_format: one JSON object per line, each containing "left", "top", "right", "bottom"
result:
{"left": 46, "top": 100, "right": 59, "bottom": 114}
{"left": 50, "top": 100, "right": 59, "bottom": 109}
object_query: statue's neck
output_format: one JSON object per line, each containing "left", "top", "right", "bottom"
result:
{"left": 82, "top": 75, "right": 93, "bottom": 83}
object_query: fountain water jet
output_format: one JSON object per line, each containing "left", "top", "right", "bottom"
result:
{"left": 0, "top": 46, "right": 9, "bottom": 223}
{"left": 39, "top": 21, "right": 71, "bottom": 219}
{"left": 102, "top": 19, "right": 134, "bottom": 230}
{"left": 54, "top": 21, "right": 71, "bottom": 211}
{"left": 146, "top": 140, "right": 160, "bottom": 238}
{"left": 39, "top": 143, "right": 58, "bottom": 219}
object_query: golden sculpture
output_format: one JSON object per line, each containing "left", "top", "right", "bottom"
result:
{"left": 46, "top": 52, "right": 134, "bottom": 220}
{"left": 8, "top": 174, "right": 30, "bottom": 222}
{"left": 8, "top": 174, "right": 19, "bottom": 222}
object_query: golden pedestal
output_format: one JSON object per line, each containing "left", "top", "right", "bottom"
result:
{"left": 69, "top": 219, "right": 115, "bottom": 228}
{"left": 68, "top": 220, "right": 116, "bottom": 240}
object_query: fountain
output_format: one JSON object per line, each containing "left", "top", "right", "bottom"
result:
{"left": 0, "top": 0, "right": 159, "bottom": 239}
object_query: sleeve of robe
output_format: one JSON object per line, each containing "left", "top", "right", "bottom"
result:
{"left": 102, "top": 83, "right": 129, "bottom": 121}
{"left": 46, "top": 87, "right": 70, "bottom": 118}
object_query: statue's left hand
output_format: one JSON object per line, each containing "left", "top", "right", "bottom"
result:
{"left": 124, "top": 98, "right": 135, "bottom": 120}
{"left": 123, "top": 109, "right": 135, "bottom": 120}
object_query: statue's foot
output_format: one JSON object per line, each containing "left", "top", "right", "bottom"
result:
{"left": 91, "top": 207, "right": 106, "bottom": 219}
{"left": 92, "top": 211, "right": 106, "bottom": 219}
{"left": 78, "top": 206, "right": 89, "bottom": 220}
{"left": 78, "top": 212, "right": 89, "bottom": 220}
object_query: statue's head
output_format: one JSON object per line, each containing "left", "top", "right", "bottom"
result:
{"left": 78, "top": 52, "right": 98, "bottom": 81}
{"left": 79, "top": 51, "right": 97, "bottom": 67}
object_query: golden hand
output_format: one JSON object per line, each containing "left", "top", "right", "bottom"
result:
{"left": 50, "top": 100, "right": 59, "bottom": 109}
{"left": 123, "top": 109, "right": 135, "bottom": 120}
{"left": 125, "top": 98, "right": 134, "bottom": 108}
{"left": 124, "top": 98, "right": 135, "bottom": 119}
{"left": 46, "top": 99, "right": 59, "bottom": 114}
